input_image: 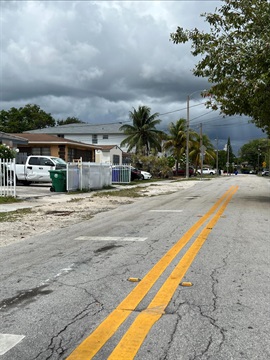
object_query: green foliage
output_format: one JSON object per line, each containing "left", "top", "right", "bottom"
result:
{"left": 132, "top": 154, "right": 172, "bottom": 178}
{"left": 0, "top": 144, "right": 16, "bottom": 159}
{"left": 217, "top": 150, "right": 228, "bottom": 170}
{"left": 163, "top": 119, "right": 215, "bottom": 170}
{"left": 239, "top": 138, "right": 269, "bottom": 169}
{"left": 57, "top": 117, "right": 85, "bottom": 126}
{"left": 163, "top": 119, "right": 188, "bottom": 169}
{"left": 226, "top": 137, "right": 235, "bottom": 163}
{"left": 0, "top": 104, "right": 55, "bottom": 133}
{"left": 171, "top": 0, "right": 270, "bottom": 135}
{"left": 120, "top": 106, "right": 165, "bottom": 155}
{"left": 189, "top": 133, "right": 216, "bottom": 170}
{"left": 166, "top": 156, "right": 175, "bottom": 168}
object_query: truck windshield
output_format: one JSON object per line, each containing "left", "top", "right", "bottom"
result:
{"left": 52, "top": 158, "right": 66, "bottom": 165}
{"left": 52, "top": 157, "right": 67, "bottom": 169}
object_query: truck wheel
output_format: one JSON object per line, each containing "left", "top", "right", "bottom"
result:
{"left": 22, "top": 180, "right": 32, "bottom": 186}
{"left": 50, "top": 186, "right": 55, "bottom": 192}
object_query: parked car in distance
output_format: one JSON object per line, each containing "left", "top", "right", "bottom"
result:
{"left": 262, "top": 170, "right": 269, "bottom": 176}
{"left": 130, "top": 166, "right": 143, "bottom": 180}
{"left": 173, "top": 167, "right": 195, "bottom": 177}
{"left": 140, "top": 170, "right": 152, "bottom": 180}
{"left": 197, "top": 168, "right": 217, "bottom": 175}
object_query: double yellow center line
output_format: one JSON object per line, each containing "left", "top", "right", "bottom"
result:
{"left": 67, "top": 185, "right": 238, "bottom": 359}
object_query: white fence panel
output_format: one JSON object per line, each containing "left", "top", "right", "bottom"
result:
{"left": 66, "top": 162, "right": 112, "bottom": 191}
{"left": 66, "top": 164, "right": 80, "bottom": 191}
{"left": 0, "top": 158, "right": 16, "bottom": 197}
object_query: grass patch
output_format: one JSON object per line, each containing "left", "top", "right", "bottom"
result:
{"left": 0, "top": 208, "right": 33, "bottom": 222}
{"left": 67, "top": 197, "right": 85, "bottom": 203}
{"left": 173, "top": 177, "right": 204, "bottom": 182}
{"left": 93, "top": 186, "right": 143, "bottom": 198}
{"left": 67, "top": 185, "right": 115, "bottom": 194}
{"left": 0, "top": 196, "right": 22, "bottom": 204}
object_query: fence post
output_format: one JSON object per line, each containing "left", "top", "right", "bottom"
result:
{"left": 0, "top": 158, "right": 16, "bottom": 197}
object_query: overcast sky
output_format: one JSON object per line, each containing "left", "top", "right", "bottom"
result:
{"left": 0, "top": 0, "right": 266, "bottom": 153}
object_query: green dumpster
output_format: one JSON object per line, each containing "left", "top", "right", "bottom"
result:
{"left": 49, "top": 169, "right": 67, "bottom": 192}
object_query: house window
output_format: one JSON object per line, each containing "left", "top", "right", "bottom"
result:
{"left": 31, "top": 147, "right": 51, "bottom": 155}
{"left": 58, "top": 145, "right": 66, "bottom": 160}
{"left": 92, "top": 134, "right": 98, "bottom": 144}
{"left": 103, "top": 134, "right": 108, "bottom": 139}
{"left": 113, "top": 155, "right": 120, "bottom": 165}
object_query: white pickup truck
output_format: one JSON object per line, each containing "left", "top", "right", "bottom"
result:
{"left": 10, "top": 155, "right": 66, "bottom": 185}
{"left": 197, "top": 167, "right": 217, "bottom": 175}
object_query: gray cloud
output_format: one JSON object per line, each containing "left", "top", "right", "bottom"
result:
{"left": 0, "top": 0, "right": 266, "bottom": 152}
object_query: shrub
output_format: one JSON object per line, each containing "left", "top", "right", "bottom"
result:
{"left": 0, "top": 144, "right": 16, "bottom": 159}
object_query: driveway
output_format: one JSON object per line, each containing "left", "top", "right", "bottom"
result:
{"left": 15, "top": 182, "right": 55, "bottom": 199}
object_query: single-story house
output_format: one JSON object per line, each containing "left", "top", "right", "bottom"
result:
{"left": 95, "top": 145, "right": 123, "bottom": 165}
{"left": 11, "top": 133, "right": 99, "bottom": 163}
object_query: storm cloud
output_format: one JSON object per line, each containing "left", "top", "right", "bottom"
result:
{"left": 0, "top": 0, "right": 266, "bottom": 153}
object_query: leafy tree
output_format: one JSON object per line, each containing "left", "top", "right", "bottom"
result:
{"left": 170, "top": 0, "right": 270, "bottom": 135}
{"left": 239, "top": 138, "right": 269, "bottom": 169}
{"left": 0, "top": 104, "right": 55, "bottom": 133}
{"left": 189, "top": 133, "right": 216, "bottom": 170}
{"left": 225, "top": 137, "right": 235, "bottom": 164}
{"left": 217, "top": 150, "right": 228, "bottom": 170}
{"left": 57, "top": 117, "right": 85, "bottom": 126}
{"left": 224, "top": 137, "right": 236, "bottom": 172}
{"left": 120, "top": 106, "right": 164, "bottom": 156}
{"left": 131, "top": 154, "right": 173, "bottom": 178}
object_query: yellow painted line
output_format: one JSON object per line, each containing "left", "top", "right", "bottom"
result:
{"left": 66, "top": 186, "right": 237, "bottom": 360}
{"left": 108, "top": 186, "right": 238, "bottom": 359}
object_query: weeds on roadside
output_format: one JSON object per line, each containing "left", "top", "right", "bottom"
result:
{"left": 93, "top": 187, "right": 143, "bottom": 198}
{"left": 0, "top": 208, "right": 32, "bottom": 222}
{"left": 0, "top": 196, "right": 22, "bottom": 204}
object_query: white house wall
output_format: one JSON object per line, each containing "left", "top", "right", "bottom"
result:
{"left": 63, "top": 134, "right": 128, "bottom": 151}
{"left": 110, "top": 147, "right": 122, "bottom": 164}
{"left": 95, "top": 147, "right": 123, "bottom": 164}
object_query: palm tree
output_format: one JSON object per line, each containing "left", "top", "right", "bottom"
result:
{"left": 189, "top": 133, "right": 216, "bottom": 170}
{"left": 163, "top": 119, "right": 197, "bottom": 171}
{"left": 120, "top": 106, "right": 164, "bottom": 156}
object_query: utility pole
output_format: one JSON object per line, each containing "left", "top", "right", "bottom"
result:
{"left": 226, "top": 141, "right": 230, "bottom": 175}
{"left": 216, "top": 138, "right": 219, "bottom": 176}
{"left": 185, "top": 89, "right": 207, "bottom": 179}
{"left": 200, "top": 123, "right": 203, "bottom": 180}
{"left": 186, "top": 95, "right": 190, "bottom": 179}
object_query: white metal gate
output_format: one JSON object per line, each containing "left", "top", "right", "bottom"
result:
{"left": 0, "top": 158, "right": 16, "bottom": 197}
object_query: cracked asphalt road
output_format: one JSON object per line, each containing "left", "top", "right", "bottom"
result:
{"left": 0, "top": 175, "right": 269, "bottom": 360}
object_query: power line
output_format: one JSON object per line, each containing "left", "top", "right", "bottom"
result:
{"left": 159, "top": 102, "right": 206, "bottom": 117}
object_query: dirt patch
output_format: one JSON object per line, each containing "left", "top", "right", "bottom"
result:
{"left": 0, "top": 181, "right": 195, "bottom": 247}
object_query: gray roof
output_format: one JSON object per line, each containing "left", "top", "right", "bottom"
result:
{"left": 0, "top": 131, "right": 28, "bottom": 144}
{"left": 26, "top": 123, "right": 125, "bottom": 135}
